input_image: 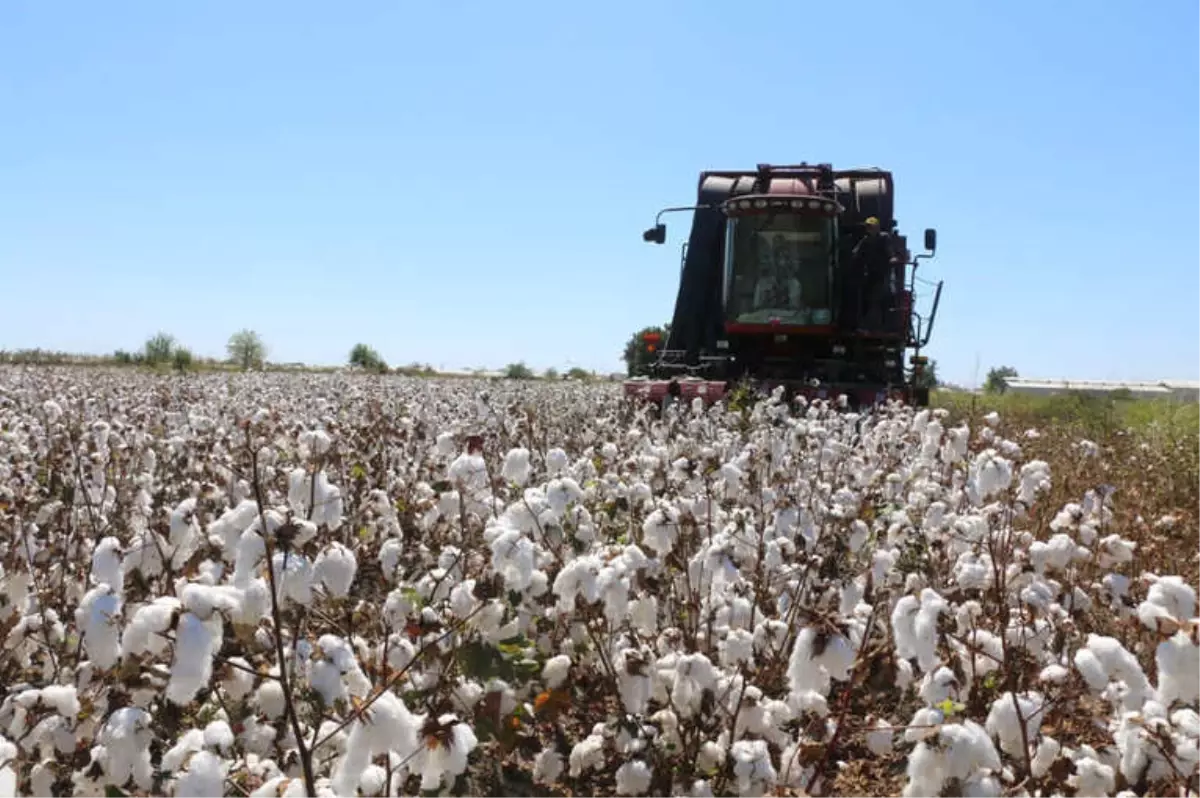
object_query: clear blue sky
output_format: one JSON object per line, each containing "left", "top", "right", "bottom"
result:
{"left": 2, "top": 1, "right": 1197, "bottom": 385}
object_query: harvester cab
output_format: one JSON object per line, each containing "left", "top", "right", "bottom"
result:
{"left": 625, "top": 163, "right": 942, "bottom": 409}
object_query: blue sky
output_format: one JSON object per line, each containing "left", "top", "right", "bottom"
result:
{"left": 2, "top": 1, "right": 1197, "bottom": 385}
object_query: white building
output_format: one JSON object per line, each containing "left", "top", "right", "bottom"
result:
{"left": 1004, "top": 378, "right": 1199, "bottom": 402}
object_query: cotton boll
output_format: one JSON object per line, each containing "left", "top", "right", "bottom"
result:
{"left": 501, "top": 447, "right": 532, "bottom": 486}
{"left": 985, "top": 692, "right": 1045, "bottom": 758}
{"left": 1031, "top": 736, "right": 1061, "bottom": 779}
{"left": 568, "top": 729, "right": 607, "bottom": 777}
{"left": 314, "top": 542, "right": 357, "bottom": 598}
{"left": 415, "top": 715, "right": 478, "bottom": 791}
{"left": 642, "top": 506, "right": 680, "bottom": 557}
{"left": 166, "top": 612, "right": 222, "bottom": 705}
{"left": 330, "top": 691, "right": 424, "bottom": 797}
{"left": 542, "top": 655, "right": 571, "bottom": 688}
{"left": 75, "top": 585, "right": 122, "bottom": 669}
{"left": 615, "top": 760, "right": 653, "bottom": 795}
{"left": 1155, "top": 630, "right": 1200, "bottom": 706}
{"left": 256, "top": 680, "right": 288, "bottom": 720}
{"left": 866, "top": 718, "right": 894, "bottom": 755}
{"left": 120, "top": 596, "right": 180, "bottom": 658}
{"left": 533, "top": 748, "right": 564, "bottom": 785}
{"left": 90, "top": 536, "right": 124, "bottom": 592}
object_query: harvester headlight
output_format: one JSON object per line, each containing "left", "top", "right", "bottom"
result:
{"left": 808, "top": 200, "right": 821, "bottom": 209}
{"left": 831, "top": 344, "right": 846, "bottom": 355}
{"left": 884, "top": 359, "right": 897, "bottom": 368}
{"left": 754, "top": 199, "right": 767, "bottom": 209}
{"left": 790, "top": 199, "right": 804, "bottom": 209}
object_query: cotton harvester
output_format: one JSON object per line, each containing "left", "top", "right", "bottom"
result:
{"left": 623, "top": 162, "right": 942, "bottom": 409}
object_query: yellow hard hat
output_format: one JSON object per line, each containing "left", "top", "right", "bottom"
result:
{"left": 865, "top": 216, "right": 879, "bottom": 226}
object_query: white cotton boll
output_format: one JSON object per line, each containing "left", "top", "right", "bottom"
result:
{"left": 642, "top": 506, "right": 680, "bottom": 557}
{"left": 378, "top": 538, "right": 403, "bottom": 580}
{"left": 1017, "top": 460, "right": 1052, "bottom": 504}
{"left": 1155, "top": 631, "right": 1200, "bottom": 706}
{"left": 90, "top": 536, "right": 124, "bottom": 592}
{"left": 314, "top": 542, "right": 357, "bottom": 598}
{"left": 1074, "top": 648, "right": 1110, "bottom": 692}
{"left": 169, "top": 497, "right": 203, "bottom": 570}
{"left": 330, "top": 691, "right": 423, "bottom": 797}
{"left": 271, "top": 552, "right": 315, "bottom": 606}
{"left": 76, "top": 585, "right": 122, "bottom": 670}
{"left": 121, "top": 596, "right": 180, "bottom": 658}
{"left": 542, "top": 655, "right": 571, "bottom": 688}
{"left": 435, "top": 431, "right": 456, "bottom": 456}
{"left": 208, "top": 499, "right": 261, "bottom": 559}
{"left": 848, "top": 519, "right": 870, "bottom": 552}
{"left": 166, "top": 612, "right": 221, "bottom": 705}
{"left": 233, "top": 527, "right": 267, "bottom": 587}
{"left": 501, "top": 447, "right": 532, "bottom": 486}
{"left": 731, "top": 739, "right": 777, "bottom": 796}
{"left": 1071, "top": 755, "right": 1116, "bottom": 796}
{"left": 256, "top": 680, "right": 288, "bottom": 720}
{"left": 490, "top": 528, "right": 537, "bottom": 592}
{"left": 919, "top": 667, "right": 960, "bottom": 707}
{"left": 891, "top": 595, "right": 920, "bottom": 658}
{"left": 416, "top": 716, "right": 478, "bottom": 791}
{"left": 985, "top": 692, "right": 1045, "bottom": 758}
{"left": 533, "top": 748, "right": 564, "bottom": 785}
{"left": 615, "top": 649, "right": 653, "bottom": 715}
{"left": 722, "top": 628, "right": 755, "bottom": 669}
{"left": 568, "top": 730, "right": 606, "bottom": 777}
{"left": 905, "top": 707, "right": 944, "bottom": 743}
{"left": 696, "top": 740, "right": 725, "bottom": 775}
{"left": 1142, "top": 575, "right": 1198, "bottom": 624}
{"left": 866, "top": 718, "right": 894, "bottom": 755}
{"left": 1039, "top": 664, "right": 1070, "bottom": 685}
{"left": 615, "top": 760, "right": 653, "bottom": 795}
{"left": 1086, "top": 634, "right": 1151, "bottom": 708}
{"left": 1095, "top": 534, "right": 1136, "bottom": 569}
{"left": 1031, "top": 736, "right": 1061, "bottom": 779}
{"left": 630, "top": 595, "right": 658, "bottom": 634}
{"left": 98, "top": 707, "right": 154, "bottom": 790}
{"left": 162, "top": 728, "right": 206, "bottom": 772}
{"left": 174, "top": 749, "right": 227, "bottom": 797}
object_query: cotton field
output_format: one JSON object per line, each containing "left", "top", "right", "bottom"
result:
{"left": 0, "top": 367, "right": 1195, "bottom": 798}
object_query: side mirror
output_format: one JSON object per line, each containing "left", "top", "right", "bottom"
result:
{"left": 924, "top": 228, "right": 937, "bottom": 253}
{"left": 643, "top": 224, "right": 666, "bottom": 245}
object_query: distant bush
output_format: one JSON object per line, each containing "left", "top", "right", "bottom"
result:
{"left": 349, "top": 343, "right": 388, "bottom": 373}
{"left": 172, "top": 347, "right": 194, "bottom": 373}
{"left": 503, "top": 361, "right": 534, "bottom": 380}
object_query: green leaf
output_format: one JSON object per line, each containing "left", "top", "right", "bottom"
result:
{"left": 457, "top": 640, "right": 502, "bottom": 681}
{"left": 936, "top": 698, "right": 966, "bottom": 717}
{"left": 350, "top": 464, "right": 366, "bottom": 481}
{"left": 106, "top": 787, "right": 128, "bottom": 798}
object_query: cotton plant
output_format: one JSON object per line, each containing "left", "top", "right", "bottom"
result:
{"left": 0, "top": 367, "right": 1194, "bottom": 796}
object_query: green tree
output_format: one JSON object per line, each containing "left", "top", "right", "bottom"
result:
{"left": 143, "top": 332, "right": 176, "bottom": 365}
{"left": 622, "top": 324, "right": 670, "bottom": 377}
{"left": 172, "top": 347, "right": 194, "bottom": 373}
{"left": 349, "top": 343, "right": 388, "bottom": 373}
{"left": 227, "top": 329, "right": 267, "bottom": 371}
{"left": 984, "top": 365, "right": 1018, "bottom": 394}
{"left": 543, "top": 367, "right": 560, "bottom": 381}
{"left": 566, "top": 367, "right": 593, "bottom": 382}
{"left": 504, "top": 361, "right": 535, "bottom": 380}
